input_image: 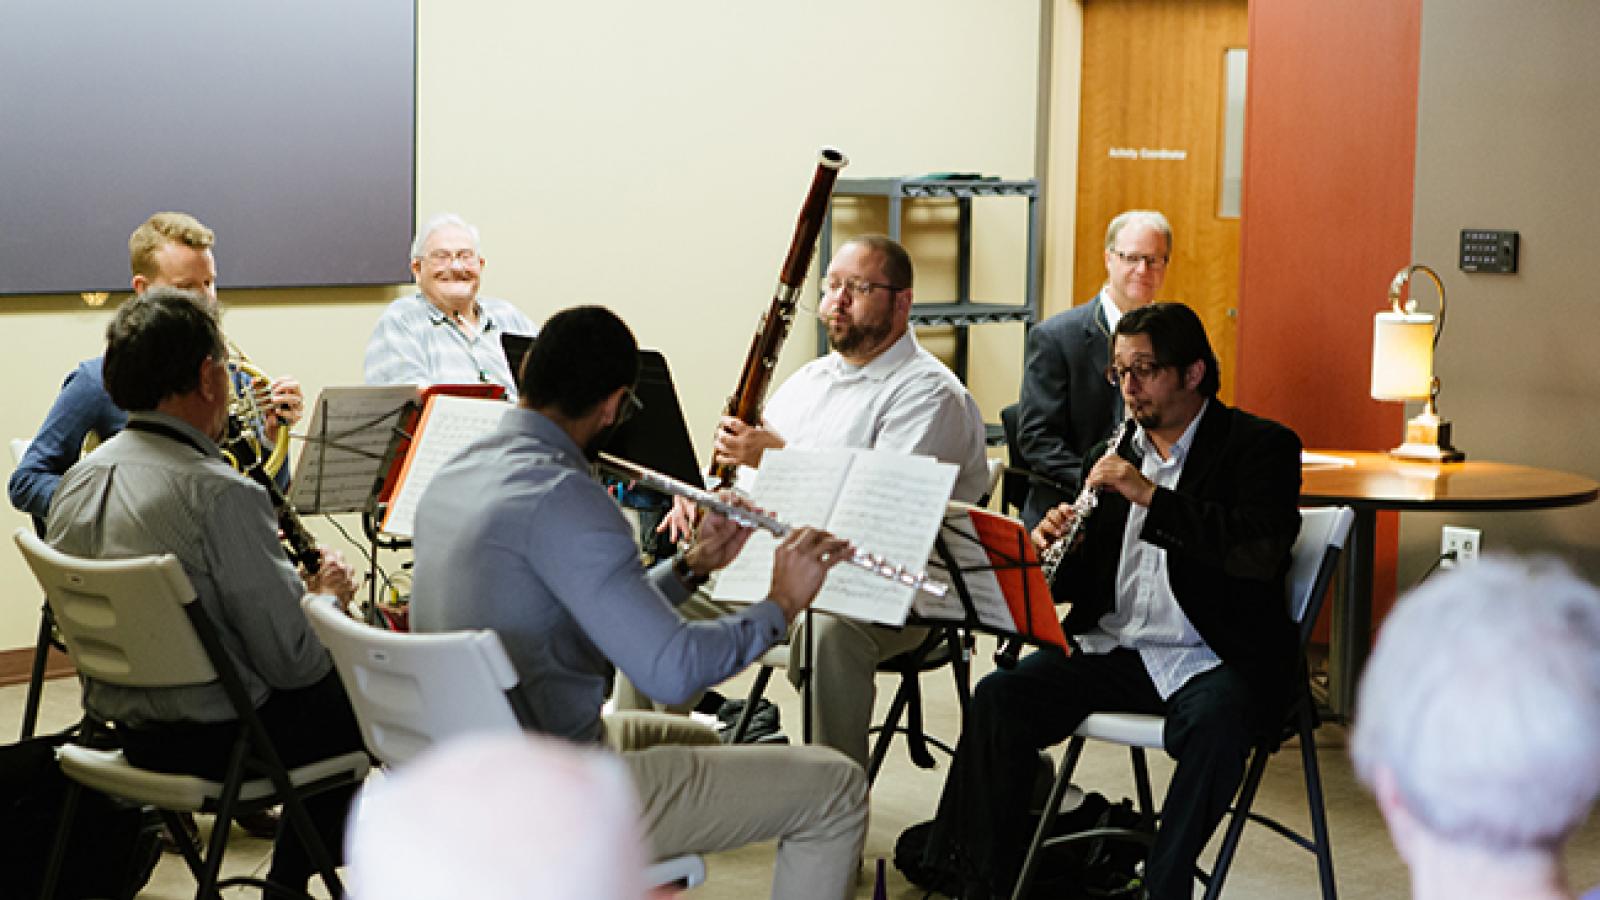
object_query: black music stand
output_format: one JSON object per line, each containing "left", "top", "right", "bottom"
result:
{"left": 913, "top": 507, "right": 1066, "bottom": 656}
{"left": 289, "top": 385, "right": 420, "bottom": 623}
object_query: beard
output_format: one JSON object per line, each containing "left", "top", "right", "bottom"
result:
{"left": 827, "top": 315, "right": 892, "bottom": 356}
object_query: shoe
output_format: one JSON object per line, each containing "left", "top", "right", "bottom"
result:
{"left": 159, "top": 812, "right": 201, "bottom": 854}
{"left": 235, "top": 806, "right": 280, "bottom": 839}
{"left": 715, "top": 698, "right": 787, "bottom": 744}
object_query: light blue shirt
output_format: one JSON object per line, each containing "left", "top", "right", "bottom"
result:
{"left": 408, "top": 406, "right": 787, "bottom": 744}
{"left": 363, "top": 292, "right": 537, "bottom": 399}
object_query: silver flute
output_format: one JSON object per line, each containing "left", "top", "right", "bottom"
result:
{"left": 1038, "top": 418, "right": 1132, "bottom": 584}
{"left": 596, "top": 452, "right": 949, "bottom": 598}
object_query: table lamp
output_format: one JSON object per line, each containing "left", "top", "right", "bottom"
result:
{"left": 1370, "top": 263, "right": 1464, "bottom": 462}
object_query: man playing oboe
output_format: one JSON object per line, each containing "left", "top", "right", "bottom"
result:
{"left": 921, "top": 302, "right": 1302, "bottom": 900}
{"left": 409, "top": 306, "right": 868, "bottom": 900}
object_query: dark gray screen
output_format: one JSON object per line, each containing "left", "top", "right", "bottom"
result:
{"left": 0, "top": 0, "right": 415, "bottom": 295}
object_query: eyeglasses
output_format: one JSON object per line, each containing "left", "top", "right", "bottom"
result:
{"left": 1105, "top": 360, "right": 1169, "bottom": 385}
{"left": 1109, "top": 249, "right": 1169, "bottom": 270}
{"left": 615, "top": 386, "right": 644, "bottom": 427}
{"left": 823, "top": 277, "right": 900, "bottom": 298}
{"left": 423, "top": 249, "right": 480, "bottom": 266}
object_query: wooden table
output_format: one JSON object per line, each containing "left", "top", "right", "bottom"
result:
{"left": 1300, "top": 451, "right": 1599, "bottom": 718}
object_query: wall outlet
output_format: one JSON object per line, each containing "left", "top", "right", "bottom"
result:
{"left": 1441, "top": 526, "right": 1481, "bottom": 568}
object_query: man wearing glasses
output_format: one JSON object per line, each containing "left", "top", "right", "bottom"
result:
{"left": 363, "top": 212, "right": 538, "bottom": 398}
{"left": 1015, "top": 209, "right": 1173, "bottom": 529}
{"left": 922, "top": 302, "right": 1302, "bottom": 900}
{"left": 662, "top": 234, "right": 989, "bottom": 772}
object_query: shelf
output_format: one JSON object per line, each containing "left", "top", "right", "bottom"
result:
{"left": 818, "top": 174, "right": 1042, "bottom": 382}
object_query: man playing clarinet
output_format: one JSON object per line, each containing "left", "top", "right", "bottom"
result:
{"left": 923, "top": 302, "right": 1302, "bottom": 900}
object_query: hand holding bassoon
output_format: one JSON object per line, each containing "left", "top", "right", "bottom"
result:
{"left": 710, "top": 146, "right": 848, "bottom": 488}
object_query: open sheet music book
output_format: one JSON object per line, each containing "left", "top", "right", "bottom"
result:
{"left": 289, "top": 385, "right": 419, "bottom": 515}
{"left": 712, "top": 448, "right": 957, "bottom": 626}
{"left": 917, "top": 503, "right": 1069, "bottom": 653}
{"left": 378, "top": 394, "right": 508, "bottom": 538}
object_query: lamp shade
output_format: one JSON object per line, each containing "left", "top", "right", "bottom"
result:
{"left": 1371, "top": 310, "right": 1435, "bottom": 401}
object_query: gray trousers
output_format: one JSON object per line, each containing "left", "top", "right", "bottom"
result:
{"left": 604, "top": 711, "right": 868, "bottom": 900}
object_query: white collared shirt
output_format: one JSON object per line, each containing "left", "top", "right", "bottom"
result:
{"left": 1077, "top": 401, "right": 1221, "bottom": 698}
{"left": 756, "top": 330, "right": 990, "bottom": 504}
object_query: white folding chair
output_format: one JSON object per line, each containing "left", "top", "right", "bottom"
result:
{"left": 13, "top": 528, "right": 369, "bottom": 900}
{"left": 7, "top": 437, "right": 59, "bottom": 741}
{"left": 301, "top": 595, "right": 706, "bottom": 890}
{"left": 1011, "top": 506, "right": 1355, "bottom": 900}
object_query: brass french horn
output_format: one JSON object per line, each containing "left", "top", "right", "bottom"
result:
{"left": 220, "top": 339, "right": 291, "bottom": 479}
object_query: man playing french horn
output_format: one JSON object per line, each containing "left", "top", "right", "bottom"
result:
{"left": 7, "top": 211, "right": 302, "bottom": 845}
{"left": 921, "top": 302, "right": 1303, "bottom": 900}
{"left": 9, "top": 212, "right": 304, "bottom": 520}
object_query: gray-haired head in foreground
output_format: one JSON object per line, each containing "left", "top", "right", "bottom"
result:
{"left": 346, "top": 733, "right": 649, "bottom": 900}
{"left": 1351, "top": 555, "right": 1600, "bottom": 853}
{"left": 409, "top": 212, "right": 482, "bottom": 260}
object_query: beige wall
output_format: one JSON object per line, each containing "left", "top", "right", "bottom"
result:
{"left": 1399, "top": 1, "right": 1600, "bottom": 584}
{"left": 0, "top": 1, "right": 1049, "bottom": 649}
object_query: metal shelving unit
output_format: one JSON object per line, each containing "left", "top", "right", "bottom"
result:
{"left": 817, "top": 175, "right": 1042, "bottom": 382}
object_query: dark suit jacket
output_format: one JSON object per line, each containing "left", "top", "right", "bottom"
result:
{"left": 1017, "top": 297, "right": 1123, "bottom": 528}
{"left": 1052, "top": 400, "right": 1303, "bottom": 706}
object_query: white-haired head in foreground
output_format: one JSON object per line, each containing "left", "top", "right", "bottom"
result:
{"left": 346, "top": 733, "right": 649, "bottom": 900}
{"left": 1351, "top": 555, "right": 1600, "bottom": 896}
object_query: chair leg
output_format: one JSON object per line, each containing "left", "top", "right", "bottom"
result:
{"left": 1298, "top": 709, "right": 1338, "bottom": 900}
{"left": 866, "top": 676, "right": 914, "bottom": 786}
{"left": 1011, "top": 736, "right": 1086, "bottom": 900}
{"left": 729, "top": 665, "right": 773, "bottom": 744}
{"left": 19, "top": 603, "right": 55, "bottom": 741}
{"left": 38, "top": 776, "right": 84, "bottom": 900}
{"left": 1130, "top": 747, "right": 1157, "bottom": 826}
{"left": 1200, "top": 746, "right": 1271, "bottom": 900}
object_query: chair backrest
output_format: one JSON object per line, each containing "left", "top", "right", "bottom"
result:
{"left": 302, "top": 595, "right": 525, "bottom": 768}
{"left": 13, "top": 527, "right": 218, "bottom": 688}
{"left": 9, "top": 438, "right": 28, "bottom": 466}
{"left": 1285, "top": 506, "right": 1356, "bottom": 646}
{"left": 998, "top": 402, "right": 1031, "bottom": 515}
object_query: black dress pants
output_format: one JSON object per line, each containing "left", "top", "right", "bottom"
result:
{"left": 119, "top": 671, "right": 366, "bottom": 893}
{"left": 925, "top": 646, "right": 1273, "bottom": 900}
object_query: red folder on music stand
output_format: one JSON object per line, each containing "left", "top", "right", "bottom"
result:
{"left": 918, "top": 503, "right": 1068, "bottom": 654}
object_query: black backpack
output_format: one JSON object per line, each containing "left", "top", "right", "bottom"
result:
{"left": 0, "top": 727, "right": 163, "bottom": 900}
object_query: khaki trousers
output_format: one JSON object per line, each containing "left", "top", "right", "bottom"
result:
{"left": 787, "top": 613, "right": 928, "bottom": 771}
{"left": 603, "top": 711, "right": 868, "bottom": 900}
{"left": 613, "top": 595, "right": 930, "bottom": 772}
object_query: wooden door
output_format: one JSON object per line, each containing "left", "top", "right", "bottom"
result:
{"left": 1072, "top": 0, "right": 1248, "bottom": 401}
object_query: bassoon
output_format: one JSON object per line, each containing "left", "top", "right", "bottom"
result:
{"left": 709, "top": 146, "right": 848, "bottom": 488}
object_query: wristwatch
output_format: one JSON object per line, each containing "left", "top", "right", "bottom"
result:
{"left": 672, "top": 553, "right": 709, "bottom": 591}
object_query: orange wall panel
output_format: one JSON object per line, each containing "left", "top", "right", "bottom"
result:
{"left": 1236, "top": 0, "right": 1422, "bottom": 628}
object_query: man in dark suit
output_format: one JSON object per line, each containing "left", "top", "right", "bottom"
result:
{"left": 925, "top": 302, "right": 1302, "bottom": 900}
{"left": 1016, "top": 210, "right": 1172, "bottom": 528}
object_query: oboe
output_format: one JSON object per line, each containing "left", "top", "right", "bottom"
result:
{"left": 1038, "top": 418, "right": 1132, "bottom": 584}
{"left": 710, "top": 146, "right": 848, "bottom": 488}
{"left": 597, "top": 452, "right": 948, "bottom": 599}
{"left": 994, "top": 419, "right": 1131, "bottom": 670}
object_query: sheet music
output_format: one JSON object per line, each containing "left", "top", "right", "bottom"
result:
{"left": 814, "top": 451, "right": 955, "bottom": 625}
{"left": 380, "top": 395, "right": 508, "bottom": 538}
{"left": 713, "top": 448, "right": 956, "bottom": 627}
{"left": 289, "top": 386, "right": 419, "bottom": 514}
{"left": 920, "top": 507, "right": 1019, "bottom": 632}
{"left": 712, "top": 449, "right": 855, "bottom": 606}
{"left": 918, "top": 503, "right": 1066, "bottom": 651}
